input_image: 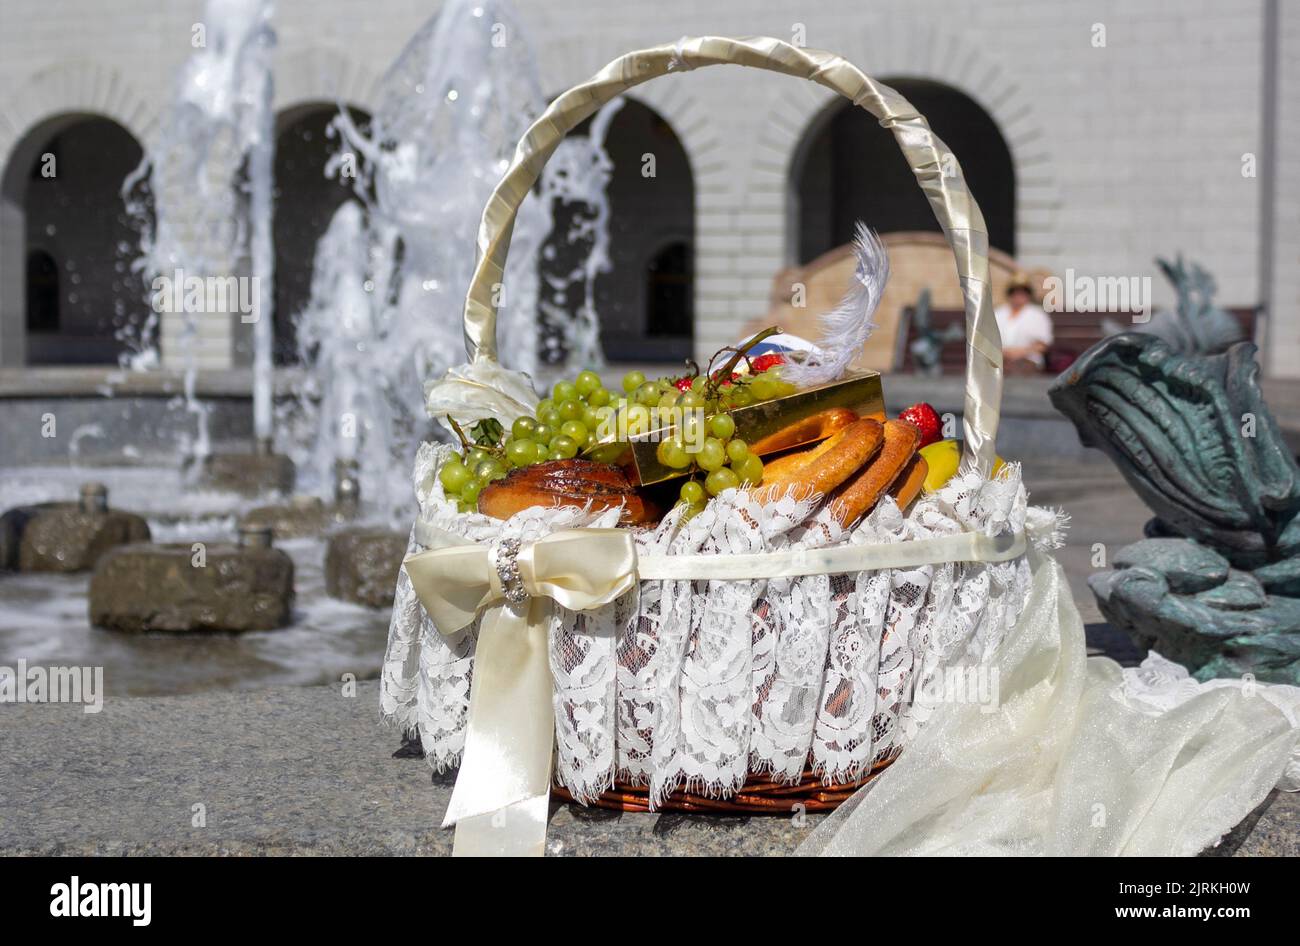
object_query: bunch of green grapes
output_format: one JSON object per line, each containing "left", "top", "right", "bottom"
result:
{"left": 656, "top": 410, "right": 766, "bottom": 518}
{"left": 611, "top": 366, "right": 793, "bottom": 518}
{"left": 609, "top": 366, "right": 795, "bottom": 438}
{"left": 513, "top": 369, "right": 614, "bottom": 462}
{"left": 438, "top": 445, "right": 508, "bottom": 513}
{"left": 712, "top": 368, "right": 797, "bottom": 411}
{"left": 440, "top": 363, "right": 796, "bottom": 516}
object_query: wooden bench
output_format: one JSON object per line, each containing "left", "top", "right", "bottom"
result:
{"left": 897, "top": 307, "right": 1262, "bottom": 374}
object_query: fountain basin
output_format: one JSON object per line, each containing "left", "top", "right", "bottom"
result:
{"left": 325, "top": 527, "right": 407, "bottom": 609}
{"left": 89, "top": 541, "right": 294, "bottom": 633}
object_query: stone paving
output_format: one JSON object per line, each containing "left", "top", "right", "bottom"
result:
{"left": 0, "top": 457, "right": 1295, "bottom": 856}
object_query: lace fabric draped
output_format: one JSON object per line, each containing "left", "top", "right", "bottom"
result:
{"left": 796, "top": 550, "right": 1300, "bottom": 856}
{"left": 382, "top": 442, "right": 1044, "bottom": 803}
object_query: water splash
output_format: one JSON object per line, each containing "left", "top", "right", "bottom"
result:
{"left": 537, "top": 99, "right": 621, "bottom": 369}
{"left": 283, "top": 200, "right": 401, "bottom": 503}
{"left": 332, "top": 0, "right": 549, "bottom": 376}
{"left": 122, "top": 0, "right": 278, "bottom": 460}
{"left": 284, "top": 0, "right": 555, "bottom": 522}
{"left": 67, "top": 424, "right": 106, "bottom": 460}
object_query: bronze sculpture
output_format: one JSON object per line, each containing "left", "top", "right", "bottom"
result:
{"left": 1050, "top": 259, "right": 1300, "bottom": 684}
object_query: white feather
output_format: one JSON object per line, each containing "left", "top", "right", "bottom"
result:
{"left": 781, "top": 223, "right": 890, "bottom": 387}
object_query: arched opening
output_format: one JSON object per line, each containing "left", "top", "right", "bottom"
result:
{"left": 645, "top": 240, "right": 692, "bottom": 340}
{"left": 791, "top": 79, "right": 1016, "bottom": 264}
{"left": 563, "top": 98, "right": 694, "bottom": 363}
{"left": 272, "top": 102, "right": 372, "bottom": 363}
{"left": 1, "top": 114, "right": 153, "bottom": 365}
{"left": 26, "top": 248, "right": 59, "bottom": 332}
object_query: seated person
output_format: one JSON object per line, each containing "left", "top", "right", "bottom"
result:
{"left": 994, "top": 274, "right": 1053, "bottom": 375}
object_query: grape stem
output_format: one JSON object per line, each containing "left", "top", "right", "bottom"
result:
{"left": 448, "top": 417, "right": 506, "bottom": 459}
{"left": 705, "top": 325, "right": 783, "bottom": 401}
{"left": 448, "top": 417, "right": 474, "bottom": 452}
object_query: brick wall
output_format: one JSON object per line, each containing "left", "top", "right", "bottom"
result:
{"left": 0, "top": 0, "right": 1289, "bottom": 373}
{"left": 1270, "top": 0, "right": 1300, "bottom": 374}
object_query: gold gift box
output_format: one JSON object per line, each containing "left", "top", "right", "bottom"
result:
{"left": 585, "top": 370, "right": 886, "bottom": 486}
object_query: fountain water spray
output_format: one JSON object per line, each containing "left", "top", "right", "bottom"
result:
{"left": 537, "top": 98, "right": 622, "bottom": 368}
{"left": 287, "top": 0, "right": 617, "bottom": 522}
{"left": 123, "top": 0, "right": 277, "bottom": 460}
{"left": 244, "top": 7, "right": 276, "bottom": 450}
{"left": 288, "top": 200, "right": 394, "bottom": 503}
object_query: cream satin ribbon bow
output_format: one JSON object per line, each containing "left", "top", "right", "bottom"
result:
{"left": 403, "top": 528, "right": 638, "bottom": 857}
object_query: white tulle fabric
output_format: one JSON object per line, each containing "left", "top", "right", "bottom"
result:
{"left": 796, "top": 549, "right": 1300, "bottom": 856}
{"left": 382, "top": 442, "right": 1039, "bottom": 803}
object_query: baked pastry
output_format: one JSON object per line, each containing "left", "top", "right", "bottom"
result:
{"left": 478, "top": 459, "right": 661, "bottom": 526}
{"left": 749, "top": 407, "right": 859, "bottom": 455}
{"left": 829, "top": 420, "right": 921, "bottom": 526}
{"left": 757, "top": 418, "right": 884, "bottom": 502}
{"left": 887, "top": 454, "right": 929, "bottom": 512}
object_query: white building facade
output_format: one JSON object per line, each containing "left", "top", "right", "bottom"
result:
{"left": 0, "top": 0, "right": 1296, "bottom": 374}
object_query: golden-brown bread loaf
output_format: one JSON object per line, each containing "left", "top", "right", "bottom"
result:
{"left": 887, "top": 454, "right": 928, "bottom": 512}
{"left": 749, "top": 407, "right": 859, "bottom": 456}
{"left": 756, "top": 418, "right": 884, "bottom": 503}
{"left": 758, "top": 449, "right": 815, "bottom": 483}
{"left": 477, "top": 459, "right": 661, "bottom": 526}
{"left": 828, "top": 419, "right": 921, "bottom": 527}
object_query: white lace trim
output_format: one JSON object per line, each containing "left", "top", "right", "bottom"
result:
{"left": 381, "top": 443, "right": 1035, "bottom": 802}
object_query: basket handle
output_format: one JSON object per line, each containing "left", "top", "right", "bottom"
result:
{"left": 461, "top": 36, "right": 1003, "bottom": 476}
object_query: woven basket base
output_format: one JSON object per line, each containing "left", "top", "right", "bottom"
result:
{"left": 552, "top": 756, "right": 895, "bottom": 814}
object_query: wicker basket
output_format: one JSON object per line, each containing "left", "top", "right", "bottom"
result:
{"left": 552, "top": 756, "right": 897, "bottom": 814}
{"left": 408, "top": 36, "right": 1009, "bottom": 839}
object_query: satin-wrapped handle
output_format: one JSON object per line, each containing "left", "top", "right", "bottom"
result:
{"left": 461, "top": 35, "right": 1003, "bottom": 476}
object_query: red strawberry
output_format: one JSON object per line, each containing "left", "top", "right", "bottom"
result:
{"left": 673, "top": 376, "right": 696, "bottom": 392}
{"left": 898, "top": 402, "right": 942, "bottom": 447}
{"left": 750, "top": 353, "right": 785, "bottom": 373}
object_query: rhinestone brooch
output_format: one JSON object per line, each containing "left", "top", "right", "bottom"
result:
{"left": 493, "top": 537, "right": 528, "bottom": 605}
